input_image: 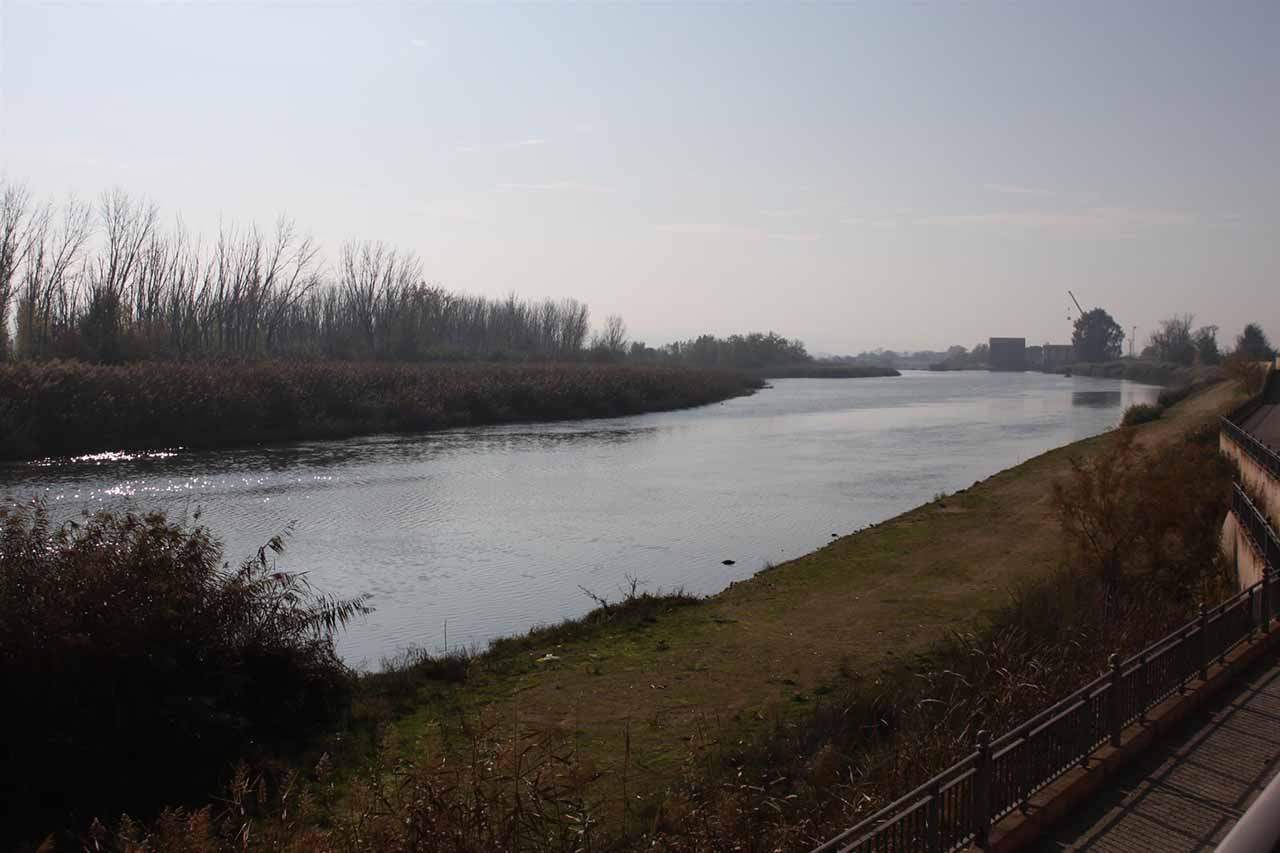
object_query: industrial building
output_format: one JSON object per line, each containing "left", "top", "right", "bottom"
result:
{"left": 988, "top": 337, "right": 1027, "bottom": 371}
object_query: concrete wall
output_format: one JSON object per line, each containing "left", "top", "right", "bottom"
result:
{"left": 1220, "top": 432, "right": 1280, "bottom": 532}
{"left": 1222, "top": 361, "right": 1280, "bottom": 592}
{"left": 1222, "top": 510, "right": 1269, "bottom": 590}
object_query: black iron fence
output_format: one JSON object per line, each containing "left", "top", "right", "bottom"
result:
{"left": 1235, "top": 485, "right": 1280, "bottom": 571}
{"left": 1222, "top": 416, "right": 1280, "bottom": 480}
{"left": 813, "top": 499, "right": 1280, "bottom": 853}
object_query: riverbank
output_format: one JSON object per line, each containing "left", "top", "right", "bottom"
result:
{"left": 744, "top": 364, "right": 901, "bottom": 379}
{"left": 1062, "top": 358, "right": 1224, "bottom": 387}
{"left": 0, "top": 360, "right": 763, "bottom": 461}
{"left": 331, "top": 377, "right": 1244, "bottom": 835}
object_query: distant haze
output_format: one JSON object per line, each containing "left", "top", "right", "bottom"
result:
{"left": 2, "top": 1, "right": 1276, "bottom": 354}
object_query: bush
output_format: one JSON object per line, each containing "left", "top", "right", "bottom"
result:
{"left": 1053, "top": 426, "right": 1232, "bottom": 600}
{"left": 1224, "top": 353, "right": 1269, "bottom": 395}
{"left": 0, "top": 503, "right": 369, "bottom": 847}
{"left": 1120, "top": 402, "right": 1163, "bottom": 426}
{"left": 1157, "top": 385, "right": 1191, "bottom": 407}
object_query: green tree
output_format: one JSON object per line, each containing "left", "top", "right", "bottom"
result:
{"left": 1071, "top": 308, "right": 1125, "bottom": 362}
{"left": 1236, "top": 323, "right": 1275, "bottom": 361}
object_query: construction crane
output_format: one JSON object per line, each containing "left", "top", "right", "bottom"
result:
{"left": 1067, "top": 290, "right": 1086, "bottom": 316}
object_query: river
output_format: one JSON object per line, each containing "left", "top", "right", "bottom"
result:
{"left": 0, "top": 370, "right": 1158, "bottom": 666}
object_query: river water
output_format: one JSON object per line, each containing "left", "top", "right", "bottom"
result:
{"left": 0, "top": 371, "right": 1158, "bottom": 666}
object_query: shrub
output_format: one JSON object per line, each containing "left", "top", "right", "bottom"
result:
{"left": 1052, "top": 426, "right": 1232, "bottom": 600}
{"left": 1157, "top": 385, "right": 1191, "bottom": 407}
{"left": 0, "top": 502, "right": 369, "bottom": 847}
{"left": 1224, "top": 352, "right": 1269, "bottom": 395}
{"left": 1120, "top": 402, "right": 1162, "bottom": 426}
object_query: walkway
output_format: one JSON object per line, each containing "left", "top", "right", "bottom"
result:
{"left": 1038, "top": 650, "right": 1280, "bottom": 852}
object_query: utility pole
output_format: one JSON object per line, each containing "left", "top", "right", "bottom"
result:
{"left": 1130, "top": 326, "right": 1137, "bottom": 358}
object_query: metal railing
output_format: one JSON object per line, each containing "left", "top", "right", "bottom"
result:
{"left": 813, "top": 490, "right": 1280, "bottom": 853}
{"left": 1235, "top": 485, "right": 1280, "bottom": 571}
{"left": 1221, "top": 415, "right": 1280, "bottom": 480}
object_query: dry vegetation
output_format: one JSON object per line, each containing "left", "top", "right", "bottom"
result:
{"left": 0, "top": 503, "right": 368, "bottom": 849}
{"left": 0, "top": 360, "right": 761, "bottom": 460}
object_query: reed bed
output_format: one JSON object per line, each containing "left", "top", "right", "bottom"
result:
{"left": 0, "top": 359, "right": 761, "bottom": 460}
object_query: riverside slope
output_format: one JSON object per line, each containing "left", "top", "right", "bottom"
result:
{"left": 390, "top": 381, "right": 1245, "bottom": 822}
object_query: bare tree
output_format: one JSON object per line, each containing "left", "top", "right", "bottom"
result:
{"left": 1147, "top": 315, "right": 1196, "bottom": 366}
{"left": 0, "top": 183, "right": 623, "bottom": 364}
{"left": 0, "top": 182, "right": 34, "bottom": 360}
{"left": 16, "top": 196, "right": 92, "bottom": 358}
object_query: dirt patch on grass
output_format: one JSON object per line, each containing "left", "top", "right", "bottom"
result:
{"left": 388, "top": 380, "right": 1244, "bottom": 826}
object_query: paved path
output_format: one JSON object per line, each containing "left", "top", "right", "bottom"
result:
{"left": 1039, "top": 650, "right": 1280, "bottom": 852}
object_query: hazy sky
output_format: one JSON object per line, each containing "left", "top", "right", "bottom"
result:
{"left": 2, "top": 1, "right": 1276, "bottom": 354}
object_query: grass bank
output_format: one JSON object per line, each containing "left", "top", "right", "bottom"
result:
{"left": 0, "top": 360, "right": 762, "bottom": 461}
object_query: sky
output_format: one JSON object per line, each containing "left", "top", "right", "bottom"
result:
{"left": 1, "top": 1, "right": 1277, "bottom": 355}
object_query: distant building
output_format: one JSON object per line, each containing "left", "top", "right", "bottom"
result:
{"left": 1042, "top": 344, "right": 1075, "bottom": 370}
{"left": 1026, "top": 345, "right": 1044, "bottom": 368}
{"left": 989, "top": 337, "right": 1026, "bottom": 371}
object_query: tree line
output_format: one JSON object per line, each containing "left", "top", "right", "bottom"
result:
{"left": 1072, "top": 304, "right": 1274, "bottom": 366}
{"left": 0, "top": 183, "right": 599, "bottom": 364}
{"left": 626, "top": 331, "right": 811, "bottom": 368}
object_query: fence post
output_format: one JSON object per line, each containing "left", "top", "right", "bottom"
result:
{"left": 1108, "top": 654, "right": 1122, "bottom": 747}
{"left": 927, "top": 778, "right": 943, "bottom": 853}
{"left": 1264, "top": 569, "right": 1271, "bottom": 631}
{"left": 974, "top": 730, "right": 992, "bottom": 849}
{"left": 1137, "top": 653, "right": 1149, "bottom": 724}
{"left": 1179, "top": 626, "right": 1193, "bottom": 695}
{"left": 1249, "top": 587, "right": 1257, "bottom": 642}
{"left": 1200, "top": 602, "right": 1209, "bottom": 682}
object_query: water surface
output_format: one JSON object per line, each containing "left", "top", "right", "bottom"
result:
{"left": 0, "top": 371, "right": 1158, "bottom": 665}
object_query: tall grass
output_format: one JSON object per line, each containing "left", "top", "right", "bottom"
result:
{"left": 0, "top": 502, "right": 369, "bottom": 849}
{"left": 0, "top": 359, "right": 762, "bottom": 460}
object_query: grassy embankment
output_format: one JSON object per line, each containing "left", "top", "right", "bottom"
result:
{"left": 0, "top": 360, "right": 763, "bottom": 461}
{"left": 346, "top": 379, "right": 1244, "bottom": 833}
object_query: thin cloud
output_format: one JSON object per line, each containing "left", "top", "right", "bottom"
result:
{"left": 983, "top": 182, "right": 1056, "bottom": 196}
{"left": 840, "top": 216, "right": 907, "bottom": 228}
{"left": 915, "top": 207, "right": 1195, "bottom": 229}
{"left": 409, "top": 38, "right": 428, "bottom": 49}
{"left": 654, "top": 222, "right": 749, "bottom": 235}
{"left": 653, "top": 223, "right": 818, "bottom": 241}
{"left": 455, "top": 138, "right": 548, "bottom": 154}
{"left": 498, "top": 181, "right": 611, "bottom": 193}
{"left": 760, "top": 208, "right": 807, "bottom": 218}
